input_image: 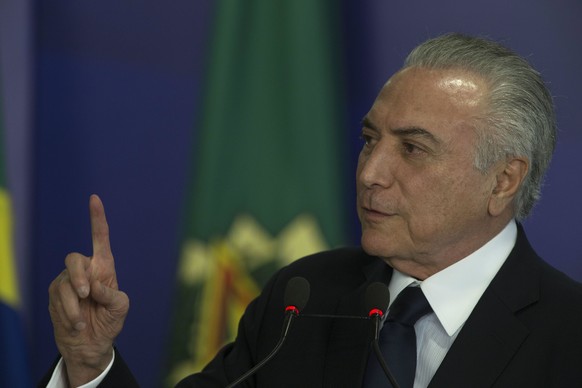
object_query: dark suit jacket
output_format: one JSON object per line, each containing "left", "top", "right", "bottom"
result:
{"left": 41, "top": 227, "right": 582, "bottom": 387}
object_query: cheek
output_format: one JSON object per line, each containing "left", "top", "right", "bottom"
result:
{"left": 355, "top": 160, "right": 362, "bottom": 182}
{"left": 418, "top": 173, "right": 490, "bottom": 224}
{"left": 404, "top": 173, "right": 477, "bottom": 226}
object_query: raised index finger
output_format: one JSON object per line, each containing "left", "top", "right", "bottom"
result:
{"left": 89, "top": 194, "right": 113, "bottom": 261}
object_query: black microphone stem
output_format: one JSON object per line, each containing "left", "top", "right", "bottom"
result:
{"left": 225, "top": 311, "right": 296, "bottom": 388}
{"left": 370, "top": 314, "right": 400, "bottom": 388}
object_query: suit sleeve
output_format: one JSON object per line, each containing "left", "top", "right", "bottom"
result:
{"left": 96, "top": 348, "right": 140, "bottom": 387}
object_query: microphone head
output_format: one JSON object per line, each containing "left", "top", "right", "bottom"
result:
{"left": 284, "top": 276, "right": 310, "bottom": 312}
{"left": 364, "top": 282, "right": 390, "bottom": 317}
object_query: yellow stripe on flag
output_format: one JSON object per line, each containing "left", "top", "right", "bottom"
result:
{"left": 0, "top": 189, "right": 19, "bottom": 307}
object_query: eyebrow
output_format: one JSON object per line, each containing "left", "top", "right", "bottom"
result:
{"left": 361, "top": 116, "right": 442, "bottom": 145}
{"left": 361, "top": 116, "right": 381, "bottom": 133}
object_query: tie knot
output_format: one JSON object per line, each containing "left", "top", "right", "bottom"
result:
{"left": 387, "top": 286, "right": 432, "bottom": 326}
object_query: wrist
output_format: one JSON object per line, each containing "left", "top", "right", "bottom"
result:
{"left": 62, "top": 346, "right": 114, "bottom": 386}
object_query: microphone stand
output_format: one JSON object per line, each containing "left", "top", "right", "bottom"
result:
{"left": 225, "top": 308, "right": 297, "bottom": 388}
{"left": 370, "top": 313, "right": 400, "bottom": 388}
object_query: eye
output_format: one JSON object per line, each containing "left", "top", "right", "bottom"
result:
{"left": 402, "top": 142, "right": 424, "bottom": 155}
{"left": 360, "top": 133, "right": 372, "bottom": 146}
{"left": 359, "top": 130, "right": 378, "bottom": 149}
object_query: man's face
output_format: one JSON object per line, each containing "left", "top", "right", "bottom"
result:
{"left": 356, "top": 67, "right": 501, "bottom": 279}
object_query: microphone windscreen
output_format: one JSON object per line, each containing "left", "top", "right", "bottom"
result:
{"left": 284, "top": 277, "right": 310, "bottom": 311}
{"left": 364, "top": 282, "right": 390, "bottom": 315}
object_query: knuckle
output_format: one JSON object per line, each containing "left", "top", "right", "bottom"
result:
{"left": 56, "top": 280, "right": 72, "bottom": 295}
{"left": 64, "top": 252, "right": 81, "bottom": 266}
{"left": 119, "top": 290, "right": 130, "bottom": 307}
{"left": 48, "top": 270, "right": 67, "bottom": 293}
{"left": 65, "top": 252, "right": 91, "bottom": 268}
{"left": 48, "top": 297, "right": 60, "bottom": 313}
{"left": 64, "top": 252, "right": 76, "bottom": 262}
{"left": 48, "top": 279, "right": 56, "bottom": 294}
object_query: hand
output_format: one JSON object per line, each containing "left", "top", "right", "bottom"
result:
{"left": 48, "top": 195, "right": 130, "bottom": 386}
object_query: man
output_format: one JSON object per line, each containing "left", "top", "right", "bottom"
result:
{"left": 42, "top": 33, "right": 582, "bottom": 387}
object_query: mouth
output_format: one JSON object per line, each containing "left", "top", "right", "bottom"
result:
{"left": 360, "top": 205, "right": 395, "bottom": 219}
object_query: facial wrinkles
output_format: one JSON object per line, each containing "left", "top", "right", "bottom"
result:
{"left": 368, "top": 190, "right": 398, "bottom": 215}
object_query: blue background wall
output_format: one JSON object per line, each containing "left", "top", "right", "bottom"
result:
{"left": 1, "top": 0, "right": 581, "bottom": 386}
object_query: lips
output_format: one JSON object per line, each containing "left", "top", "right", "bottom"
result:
{"left": 361, "top": 206, "right": 394, "bottom": 217}
{"left": 362, "top": 207, "right": 394, "bottom": 216}
{"left": 359, "top": 198, "right": 397, "bottom": 219}
{"left": 358, "top": 190, "right": 398, "bottom": 221}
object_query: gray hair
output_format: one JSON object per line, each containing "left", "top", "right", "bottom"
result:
{"left": 403, "top": 33, "right": 556, "bottom": 220}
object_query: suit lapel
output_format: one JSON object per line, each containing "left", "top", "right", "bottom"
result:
{"left": 429, "top": 225, "right": 540, "bottom": 387}
{"left": 322, "top": 259, "right": 393, "bottom": 387}
{"left": 428, "top": 288, "right": 530, "bottom": 387}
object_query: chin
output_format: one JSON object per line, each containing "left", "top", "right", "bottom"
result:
{"left": 360, "top": 232, "right": 397, "bottom": 258}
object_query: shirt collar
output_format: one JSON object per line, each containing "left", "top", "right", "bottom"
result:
{"left": 388, "top": 220, "right": 517, "bottom": 336}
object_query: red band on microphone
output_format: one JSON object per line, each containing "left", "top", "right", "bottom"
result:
{"left": 368, "top": 308, "right": 383, "bottom": 317}
{"left": 285, "top": 305, "right": 299, "bottom": 315}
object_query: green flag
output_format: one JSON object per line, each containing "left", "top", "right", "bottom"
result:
{"left": 165, "top": 1, "right": 347, "bottom": 385}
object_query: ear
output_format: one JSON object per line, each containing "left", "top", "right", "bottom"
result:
{"left": 488, "top": 157, "right": 529, "bottom": 217}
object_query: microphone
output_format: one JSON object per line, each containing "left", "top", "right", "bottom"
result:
{"left": 225, "top": 276, "right": 310, "bottom": 388}
{"left": 365, "top": 282, "right": 400, "bottom": 388}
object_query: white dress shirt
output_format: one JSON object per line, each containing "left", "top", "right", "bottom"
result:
{"left": 46, "top": 348, "right": 114, "bottom": 388}
{"left": 387, "top": 220, "right": 517, "bottom": 388}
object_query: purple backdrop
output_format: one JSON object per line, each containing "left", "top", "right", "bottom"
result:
{"left": 1, "top": 0, "right": 580, "bottom": 386}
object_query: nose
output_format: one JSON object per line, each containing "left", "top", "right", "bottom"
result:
{"left": 357, "top": 140, "right": 395, "bottom": 189}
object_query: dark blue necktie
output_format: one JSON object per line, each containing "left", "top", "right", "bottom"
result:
{"left": 363, "top": 286, "right": 433, "bottom": 388}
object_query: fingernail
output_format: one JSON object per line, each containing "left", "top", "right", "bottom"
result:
{"left": 77, "top": 286, "right": 89, "bottom": 298}
{"left": 74, "top": 321, "right": 86, "bottom": 331}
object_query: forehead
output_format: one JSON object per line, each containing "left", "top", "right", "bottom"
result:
{"left": 367, "top": 67, "right": 488, "bottom": 137}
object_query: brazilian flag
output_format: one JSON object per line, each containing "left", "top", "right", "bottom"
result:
{"left": 164, "top": 0, "right": 347, "bottom": 385}
{"left": 0, "top": 79, "right": 31, "bottom": 387}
